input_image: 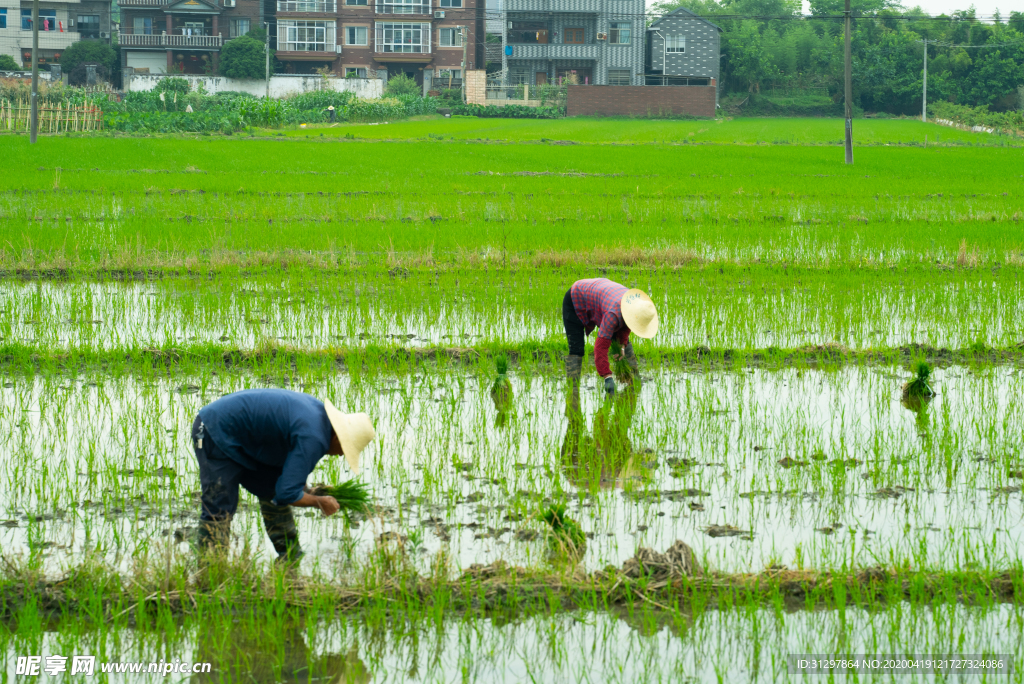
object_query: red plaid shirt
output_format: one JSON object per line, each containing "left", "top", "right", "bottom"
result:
{"left": 570, "top": 278, "right": 630, "bottom": 377}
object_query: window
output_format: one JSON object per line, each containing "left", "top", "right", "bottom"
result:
{"left": 436, "top": 68, "right": 460, "bottom": 79}
{"left": 374, "top": 0, "right": 429, "bottom": 14}
{"left": 346, "top": 26, "right": 367, "bottom": 44}
{"left": 230, "top": 19, "right": 250, "bottom": 38}
{"left": 439, "top": 0, "right": 461, "bottom": 6}
{"left": 607, "top": 69, "right": 630, "bottom": 85}
{"left": 345, "top": 0, "right": 368, "bottom": 4}
{"left": 0, "top": 9, "right": 7, "bottom": 30}
{"left": 183, "top": 21, "right": 205, "bottom": 36}
{"left": 77, "top": 14, "right": 100, "bottom": 38}
{"left": 508, "top": 21, "right": 548, "bottom": 44}
{"left": 346, "top": 67, "right": 367, "bottom": 77}
{"left": 279, "top": 0, "right": 336, "bottom": 10}
{"left": 23, "top": 9, "right": 57, "bottom": 31}
{"left": 375, "top": 22, "right": 429, "bottom": 53}
{"left": 608, "top": 22, "right": 630, "bottom": 44}
{"left": 509, "top": 68, "right": 529, "bottom": 84}
{"left": 439, "top": 27, "right": 461, "bottom": 46}
{"left": 666, "top": 35, "right": 685, "bottom": 53}
{"left": 563, "top": 27, "right": 583, "bottom": 44}
{"left": 133, "top": 17, "right": 153, "bottom": 35}
{"left": 278, "top": 20, "right": 336, "bottom": 51}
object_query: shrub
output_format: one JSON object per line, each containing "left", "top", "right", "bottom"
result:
{"left": 0, "top": 54, "right": 20, "bottom": 71}
{"left": 155, "top": 77, "right": 191, "bottom": 95}
{"left": 220, "top": 35, "right": 266, "bottom": 80}
{"left": 59, "top": 40, "right": 118, "bottom": 84}
{"left": 384, "top": 73, "right": 419, "bottom": 97}
{"left": 451, "top": 103, "right": 563, "bottom": 119}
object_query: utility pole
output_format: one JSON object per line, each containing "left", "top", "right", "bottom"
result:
{"left": 29, "top": 0, "right": 39, "bottom": 143}
{"left": 265, "top": 21, "right": 270, "bottom": 99}
{"left": 843, "top": 0, "right": 853, "bottom": 164}
{"left": 461, "top": 26, "right": 468, "bottom": 103}
{"left": 921, "top": 38, "right": 927, "bottom": 122}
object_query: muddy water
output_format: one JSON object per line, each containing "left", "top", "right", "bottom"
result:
{"left": 1, "top": 364, "right": 1021, "bottom": 575}
{"left": 2, "top": 604, "right": 1020, "bottom": 683}
{"left": 2, "top": 278, "right": 1022, "bottom": 350}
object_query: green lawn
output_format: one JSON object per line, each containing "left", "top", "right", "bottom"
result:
{"left": 269, "top": 115, "right": 1017, "bottom": 146}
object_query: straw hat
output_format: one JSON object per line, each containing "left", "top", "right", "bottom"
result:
{"left": 620, "top": 289, "right": 659, "bottom": 338}
{"left": 323, "top": 399, "right": 376, "bottom": 472}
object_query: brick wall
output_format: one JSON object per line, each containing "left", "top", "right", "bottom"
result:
{"left": 465, "top": 69, "right": 486, "bottom": 105}
{"left": 566, "top": 85, "right": 715, "bottom": 117}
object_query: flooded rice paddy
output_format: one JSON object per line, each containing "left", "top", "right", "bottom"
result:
{"left": 3, "top": 603, "right": 1021, "bottom": 683}
{"left": 2, "top": 274, "right": 1024, "bottom": 351}
{"left": 2, "top": 364, "right": 1022, "bottom": 575}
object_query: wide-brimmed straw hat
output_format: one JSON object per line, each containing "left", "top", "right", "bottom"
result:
{"left": 323, "top": 399, "right": 376, "bottom": 472}
{"left": 620, "top": 289, "right": 659, "bottom": 338}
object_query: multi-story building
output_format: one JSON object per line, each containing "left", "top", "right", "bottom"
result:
{"left": 119, "top": 0, "right": 265, "bottom": 74}
{"left": 274, "top": 0, "right": 483, "bottom": 84}
{"left": 0, "top": 0, "right": 113, "bottom": 69}
{"left": 497, "top": 0, "right": 645, "bottom": 86}
{"left": 645, "top": 8, "right": 720, "bottom": 97}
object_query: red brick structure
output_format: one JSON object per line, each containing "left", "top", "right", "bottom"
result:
{"left": 566, "top": 85, "right": 716, "bottom": 118}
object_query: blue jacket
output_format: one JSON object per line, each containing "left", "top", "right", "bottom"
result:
{"left": 198, "top": 388, "right": 333, "bottom": 506}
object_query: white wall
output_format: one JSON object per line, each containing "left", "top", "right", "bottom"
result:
{"left": 125, "top": 72, "right": 384, "bottom": 99}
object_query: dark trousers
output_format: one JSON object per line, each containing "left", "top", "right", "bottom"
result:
{"left": 563, "top": 289, "right": 586, "bottom": 357}
{"left": 191, "top": 415, "right": 302, "bottom": 560}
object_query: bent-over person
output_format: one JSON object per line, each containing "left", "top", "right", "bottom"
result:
{"left": 191, "top": 388, "right": 375, "bottom": 562}
{"left": 563, "top": 278, "right": 659, "bottom": 397}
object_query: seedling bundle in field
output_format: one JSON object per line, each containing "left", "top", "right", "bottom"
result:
{"left": 0, "top": 122, "right": 1022, "bottom": 681}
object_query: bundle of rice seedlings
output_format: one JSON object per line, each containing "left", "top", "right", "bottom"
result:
{"left": 901, "top": 362, "right": 936, "bottom": 400}
{"left": 540, "top": 504, "right": 586, "bottom": 557}
{"left": 609, "top": 340, "right": 635, "bottom": 385}
{"left": 317, "top": 480, "right": 371, "bottom": 523}
{"left": 490, "top": 353, "right": 513, "bottom": 409}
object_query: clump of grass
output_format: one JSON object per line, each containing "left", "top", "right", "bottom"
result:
{"left": 540, "top": 504, "right": 586, "bottom": 557}
{"left": 319, "top": 480, "right": 371, "bottom": 522}
{"left": 608, "top": 340, "right": 634, "bottom": 384}
{"left": 902, "top": 362, "right": 935, "bottom": 400}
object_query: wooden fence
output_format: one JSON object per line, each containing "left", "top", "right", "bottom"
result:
{"left": 0, "top": 100, "right": 104, "bottom": 132}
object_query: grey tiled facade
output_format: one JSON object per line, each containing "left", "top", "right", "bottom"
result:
{"left": 646, "top": 7, "right": 721, "bottom": 98}
{"left": 501, "top": 0, "right": 644, "bottom": 85}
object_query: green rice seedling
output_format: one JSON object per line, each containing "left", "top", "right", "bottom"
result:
{"left": 314, "top": 480, "right": 371, "bottom": 523}
{"left": 902, "top": 362, "right": 936, "bottom": 400}
{"left": 490, "top": 353, "right": 513, "bottom": 412}
{"left": 540, "top": 503, "right": 586, "bottom": 558}
{"left": 608, "top": 340, "right": 635, "bottom": 385}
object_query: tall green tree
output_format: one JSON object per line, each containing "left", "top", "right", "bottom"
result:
{"left": 219, "top": 35, "right": 265, "bottom": 79}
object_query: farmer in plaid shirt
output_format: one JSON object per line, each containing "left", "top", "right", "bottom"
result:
{"left": 563, "top": 278, "right": 659, "bottom": 397}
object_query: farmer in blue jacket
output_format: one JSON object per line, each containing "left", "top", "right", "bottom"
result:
{"left": 191, "top": 388, "right": 376, "bottom": 562}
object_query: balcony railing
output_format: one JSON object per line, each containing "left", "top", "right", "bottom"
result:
{"left": 278, "top": 40, "right": 337, "bottom": 52}
{"left": 120, "top": 31, "right": 224, "bottom": 48}
{"left": 119, "top": 0, "right": 171, "bottom": 5}
{"left": 375, "top": 0, "right": 430, "bottom": 14}
{"left": 277, "top": 0, "right": 336, "bottom": 11}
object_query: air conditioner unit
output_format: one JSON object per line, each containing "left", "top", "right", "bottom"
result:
{"left": 596, "top": 32, "right": 606, "bottom": 40}
{"left": 434, "top": 10, "right": 444, "bottom": 18}
{"left": 100, "top": 31, "right": 110, "bottom": 39}
{"left": 223, "top": 0, "right": 235, "bottom": 6}
{"left": 335, "top": 44, "right": 342, "bottom": 53}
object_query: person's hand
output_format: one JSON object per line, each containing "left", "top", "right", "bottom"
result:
{"left": 612, "top": 352, "right": 624, "bottom": 361}
{"left": 604, "top": 376, "right": 616, "bottom": 397}
{"left": 317, "top": 495, "right": 340, "bottom": 517}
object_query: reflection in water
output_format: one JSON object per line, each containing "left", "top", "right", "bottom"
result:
{"left": 191, "top": 620, "right": 370, "bottom": 684}
{"left": 560, "top": 387, "right": 651, "bottom": 493}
